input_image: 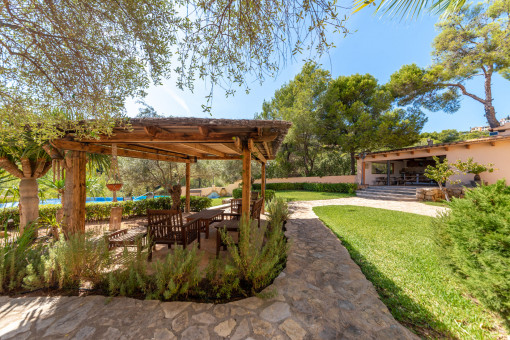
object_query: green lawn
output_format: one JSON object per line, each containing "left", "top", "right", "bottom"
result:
{"left": 313, "top": 205, "right": 503, "bottom": 339}
{"left": 274, "top": 190, "right": 354, "bottom": 202}
{"left": 211, "top": 197, "right": 228, "bottom": 206}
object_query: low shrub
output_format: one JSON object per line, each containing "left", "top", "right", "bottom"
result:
{"left": 0, "top": 196, "right": 212, "bottom": 227}
{"left": 252, "top": 182, "right": 357, "bottom": 193}
{"left": 224, "top": 217, "right": 288, "bottom": 293}
{"left": 266, "top": 197, "right": 289, "bottom": 229}
{"left": 434, "top": 180, "right": 510, "bottom": 326}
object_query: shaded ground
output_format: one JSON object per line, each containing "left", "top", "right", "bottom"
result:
{"left": 0, "top": 198, "right": 419, "bottom": 340}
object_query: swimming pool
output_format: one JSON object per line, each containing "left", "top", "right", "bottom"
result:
{"left": 0, "top": 195, "right": 168, "bottom": 209}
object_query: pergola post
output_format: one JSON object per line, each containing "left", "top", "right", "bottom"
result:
{"left": 261, "top": 162, "right": 266, "bottom": 213}
{"left": 242, "top": 142, "right": 251, "bottom": 220}
{"left": 185, "top": 163, "right": 191, "bottom": 213}
{"left": 63, "top": 150, "right": 86, "bottom": 234}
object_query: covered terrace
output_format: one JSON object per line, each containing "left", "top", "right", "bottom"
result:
{"left": 47, "top": 117, "right": 291, "bottom": 234}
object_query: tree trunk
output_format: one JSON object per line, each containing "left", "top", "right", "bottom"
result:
{"left": 484, "top": 67, "right": 500, "bottom": 128}
{"left": 350, "top": 152, "right": 356, "bottom": 175}
{"left": 19, "top": 178, "right": 39, "bottom": 236}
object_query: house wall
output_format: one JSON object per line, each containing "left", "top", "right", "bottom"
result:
{"left": 356, "top": 139, "right": 510, "bottom": 186}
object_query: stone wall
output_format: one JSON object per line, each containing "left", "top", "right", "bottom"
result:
{"left": 416, "top": 187, "right": 465, "bottom": 202}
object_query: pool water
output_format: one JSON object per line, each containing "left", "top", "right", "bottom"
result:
{"left": 0, "top": 195, "right": 168, "bottom": 209}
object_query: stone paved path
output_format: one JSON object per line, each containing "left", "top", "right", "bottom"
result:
{"left": 0, "top": 198, "right": 433, "bottom": 340}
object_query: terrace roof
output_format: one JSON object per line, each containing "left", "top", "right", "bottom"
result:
{"left": 51, "top": 117, "right": 292, "bottom": 163}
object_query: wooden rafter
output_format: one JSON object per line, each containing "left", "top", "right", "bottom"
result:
{"left": 263, "top": 141, "right": 272, "bottom": 159}
{"left": 137, "top": 143, "right": 205, "bottom": 158}
{"left": 52, "top": 140, "right": 195, "bottom": 163}
{"left": 114, "top": 143, "right": 190, "bottom": 160}
{"left": 248, "top": 139, "right": 266, "bottom": 163}
{"left": 179, "top": 143, "right": 227, "bottom": 157}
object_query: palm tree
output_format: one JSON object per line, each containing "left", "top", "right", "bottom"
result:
{"left": 0, "top": 134, "right": 110, "bottom": 235}
{"left": 0, "top": 136, "right": 52, "bottom": 234}
{"left": 353, "top": 0, "right": 465, "bottom": 18}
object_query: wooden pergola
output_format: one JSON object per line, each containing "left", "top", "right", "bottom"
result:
{"left": 50, "top": 117, "right": 291, "bottom": 232}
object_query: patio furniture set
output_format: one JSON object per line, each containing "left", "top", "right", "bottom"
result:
{"left": 106, "top": 195, "right": 265, "bottom": 260}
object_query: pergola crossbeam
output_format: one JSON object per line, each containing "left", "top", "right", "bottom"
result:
{"left": 179, "top": 143, "right": 227, "bottom": 158}
{"left": 52, "top": 140, "right": 195, "bottom": 163}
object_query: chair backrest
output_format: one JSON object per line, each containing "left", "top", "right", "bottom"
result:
{"left": 250, "top": 198, "right": 264, "bottom": 220}
{"left": 147, "top": 209, "right": 183, "bottom": 227}
{"left": 230, "top": 198, "right": 243, "bottom": 214}
{"left": 250, "top": 191, "right": 259, "bottom": 200}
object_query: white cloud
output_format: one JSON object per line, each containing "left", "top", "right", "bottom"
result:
{"left": 163, "top": 85, "right": 191, "bottom": 115}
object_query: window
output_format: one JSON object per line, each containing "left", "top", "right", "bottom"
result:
{"left": 371, "top": 163, "right": 394, "bottom": 174}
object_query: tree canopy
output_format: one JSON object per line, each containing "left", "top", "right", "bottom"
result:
{"left": 317, "top": 73, "right": 426, "bottom": 174}
{"left": 0, "top": 0, "right": 348, "bottom": 145}
{"left": 387, "top": 0, "right": 510, "bottom": 128}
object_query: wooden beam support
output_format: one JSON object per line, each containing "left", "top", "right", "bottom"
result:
{"left": 138, "top": 143, "right": 205, "bottom": 158}
{"left": 198, "top": 126, "right": 209, "bottom": 136}
{"left": 242, "top": 143, "right": 251, "bottom": 221}
{"left": 52, "top": 140, "right": 195, "bottom": 163}
{"left": 197, "top": 155, "right": 242, "bottom": 160}
{"left": 261, "top": 162, "right": 266, "bottom": 213}
{"left": 490, "top": 141, "right": 496, "bottom": 146}
{"left": 78, "top": 132, "right": 278, "bottom": 143}
{"left": 248, "top": 139, "right": 267, "bottom": 163}
{"left": 180, "top": 143, "right": 227, "bottom": 157}
{"left": 465, "top": 145, "right": 471, "bottom": 149}
{"left": 115, "top": 143, "right": 191, "bottom": 160}
{"left": 185, "top": 163, "right": 191, "bottom": 213}
{"left": 426, "top": 148, "right": 431, "bottom": 153}
{"left": 63, "top": 150, "right": 86, "bottom": 234}
{"left": 410, "top": 151, "right": 415, "bottom": 155}
{"left": 396, "top": 152, "right": 400, "bottom": 156}
{"left": 444, "top": 146, "right": 449, "bottom": 151}
{"left": 263, "top": 141, "right": 272, "bottom": 159}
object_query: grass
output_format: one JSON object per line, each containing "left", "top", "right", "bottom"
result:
{"left": 274, "top": 190, "right": 354, "bottom": 202}
{"left": 313, "top": 205, "right": 504, "bottom": 339}
{"left": 211, "top": 197, "right": 228, "bottom": 206}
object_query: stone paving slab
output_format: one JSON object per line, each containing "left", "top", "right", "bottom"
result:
{"left": 0, "top": 199, "right": 426, "bottom": 340}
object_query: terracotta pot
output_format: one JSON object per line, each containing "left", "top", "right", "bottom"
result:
{"left": 106, "top": 183, "right": 123, "bottom": 192}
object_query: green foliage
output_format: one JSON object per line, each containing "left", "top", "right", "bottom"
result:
{"left": 418, "top": 129, "right": 489, "bottom": 145}
{"left": 224, "top": 218, "right": 288, "bottom": 293}
{"left": 388, "top": 1, "right": 510, "bottom": 128}
{"left": 0, "top": 224, "right": 40, "bottom": 293}
{"left": 454, "top": 157, "right": 495, "bottom": 176}
{"left": 232, "top": 188, "right": 275, "bottom": 201}
{"left": 204, "top": 259, "right": 241, "bottom": 299}
{"left": 252, "top": 182, "right": 357, "bottom": 194}
{"left": 24, "top": 233, "right": 111, "bottom": 290}
{"left": 0, "top": 196, "right": 212, "bottom": 228}
{"left": 434, "top": 181, "right": 510, "bottom": 327}
{"left": 318, "top": 73, "right": 426, "bottom": 174}
{"left": 105, "top": 249, "right": 152, "bottom": 298}
{"left": 148, "top": 245, "right": 202, "bottom": 300}
{"left": 265, "top": 197, "right": 290, "bottom": 229}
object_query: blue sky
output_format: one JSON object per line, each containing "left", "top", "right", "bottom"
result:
{"left": 125, "top": 9, "right": 510, "bottom": 133}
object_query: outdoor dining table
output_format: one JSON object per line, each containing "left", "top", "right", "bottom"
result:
{"left": 185, "top": 209, "right": 224, "bottom": 239}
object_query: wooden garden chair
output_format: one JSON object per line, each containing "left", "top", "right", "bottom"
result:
{"left": 146, "top": 209, "right": 202, "bottom": 261}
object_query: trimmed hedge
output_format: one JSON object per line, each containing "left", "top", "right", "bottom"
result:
{"left": 0, "top": 196, "right": 212, "bottom": 227}
{"left": 232, "top": 189, "right": 276, "bottom": 201}
{"left": 252, "top": 182, "right": 357, "bottom": 194}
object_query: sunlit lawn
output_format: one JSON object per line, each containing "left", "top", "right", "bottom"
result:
{"left": 211, "top": 197, "right": 228, "bottom": 206}
{"left": 314, "top": 205, "right": 503, "bottom": 339}
{"left": 274, "top": 190, "right": 354, "bottom": 202}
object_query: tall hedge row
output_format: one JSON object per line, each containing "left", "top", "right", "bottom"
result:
{"left": 252, "top": 182, "right": 357, "bottom": 193}
{"left": 0, "top": 196, "right": 212, "bottom": 227}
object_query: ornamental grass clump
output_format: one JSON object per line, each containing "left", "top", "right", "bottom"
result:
{"left": 434, "top": 180, "right": 510, "bottom": 327}
{"left": 0, "top": 224, "right": 41, "bottom": 293}
{"left": 266, "top": 197, "right": 289, "bottom": 229}
{"left": 148, "top": 244, "right": 202, "bottom": 300}
{"left": 24, "top": 232, "right": 111, "bottom": 290}
{"left": 224, "top": 216, "right": 288, "bottom": 293}
{"left": 106, "top": 247, "right": 152, "bottom": 298}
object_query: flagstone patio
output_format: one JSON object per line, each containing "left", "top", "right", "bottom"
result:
{"left": 0, "top": 198, "right": 439, "bottom": 340}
